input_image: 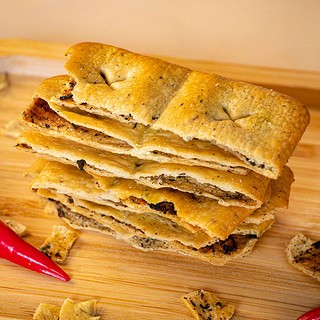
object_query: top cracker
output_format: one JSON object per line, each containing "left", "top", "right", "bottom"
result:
{"left": 64, "top": 42, "right": 310, "bottom": 179}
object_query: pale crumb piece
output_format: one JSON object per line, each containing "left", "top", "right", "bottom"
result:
{"left": 286, "top": 233, "right": 320, "bottom": 281}
{"left": 4, "top": 219, "right": 28, "bottom": 236}
{"left": 59, "top": 298, "right": 99, "bottom": 320}
{"left": 0, "top": 119, "right": 24, "bottom": 139}
{"left": 33, "top": 303, "right": 60, "bottom": 320}
{"left": 39, "top": 225, "right": 78, "bottom": 263}
{"left": 0, "top": 73, "right": 9, "bottom": 91}
{"left": 182, "top": 289, "right": 234, "bottom": 320}
{"left": 33, "top": 299, "right": 99, "bottom": 320}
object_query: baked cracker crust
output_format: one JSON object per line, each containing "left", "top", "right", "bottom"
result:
{"left": 64, "top": 43, "right": 310, "bottom": 178}
{"left": 16, "top": 129, "right": 270, "bottom": 209}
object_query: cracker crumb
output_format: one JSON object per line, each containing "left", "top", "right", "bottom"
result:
{"left": 4, "top": 219, "right": 28, "bottom": 236}
{"left": 286, "top": 233, "right": 320, "bottom": 281}
{"left": 182, "top": 289, "right": 234, "bottom": 320}
{"left": 33, "top": 299, "right": 99, "bottom": 320}
{"left": 60, "top": 298, "right": 99, "bottom": 320}
{"left": 33, "top": 303, "right": 60, "bottom": 320}
{"left": 39, "top": 225, "right": 78, "bottom": 264}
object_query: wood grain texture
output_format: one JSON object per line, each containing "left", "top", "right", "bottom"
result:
{"left": 0, "top": 40, "right": 319, "bottom": 320}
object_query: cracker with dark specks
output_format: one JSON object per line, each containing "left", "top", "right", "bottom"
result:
{"left": 39, "top": 225, "right": 78, "bottom": 263}
{"left": 4, "top": 219, "right": 28, "bottom": 236}
{"left": 64, "top": 42, "right": 310, "bottom": 179}
{"left": 182, "top": 289, "right": 234, "bottom": 320}
{"left": 286, "top": 233, "right": 320, "bottom": 281}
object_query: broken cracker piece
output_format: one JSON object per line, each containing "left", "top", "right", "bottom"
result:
{"left": 182, "top": 289, "right": 235, "bottom": 320}
{"left": 4, "top": 219, "right": 28, "bottom": 236}
{"left": 59, "top": 298, "right": 99, "bottom": 320}
{"left": 33, "top": 303, "right": 60, "bottom": 320}
{"left": 286, "top": 233, "right": 320, "bottom": 281}
{"left": 33, "top": 299, "right": 99, "bottom": 320}
{"left": 0, "top": 119, "right": 24, "bottom": 139}
{"left": 40, "top": 225, "right": 78, "bottom": 263}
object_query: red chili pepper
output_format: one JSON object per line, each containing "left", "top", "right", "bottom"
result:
{"left": 0, "top": 220, "right": 70, "bottom": 281}
{"left": 297, "top": 307, "right": 320, "bottom": 320}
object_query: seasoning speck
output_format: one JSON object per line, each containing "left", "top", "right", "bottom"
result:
{"left": 76, "top": 159, "right": 86, "bottom": 171}
{"left": 59, "top": 94, "right": 73, "bottom": 100}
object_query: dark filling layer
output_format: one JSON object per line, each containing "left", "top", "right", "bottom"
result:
{"left": 127, "top": 196, "right": 177, "bottom": 215}
{"left": 141, "top": 174, "right": 251, "bottom": 202}
{"left": 54, "top": 200, "right": 258, "bottom": 258}
{"left": 244, "top": 156, "right": 273, "bottom": 173}
{"left": 21, "top": 98, "right": 130, "bottom": 149}
{"left": 149, "top": 201, "right": 177, "bottom": 215}
{"left": 197, "top": 234, "right": 258, "bottom": 255}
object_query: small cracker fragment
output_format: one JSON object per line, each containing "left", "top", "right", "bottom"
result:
{"left": 59, "top": 298, "right": 99, "bottom": 320}
{"left": 0, "top": 119, "right": 24, "bottom": 139}
{"left": 40, "top": 225, "right": 78, "bottom": 263}
{"left": 286, "top": 233, "right": 320, "bottom": 281}
{"left": 33, "top": 299, "right": 99, "bottom": 320}
{"left": 33, "top": 303, "right": 60, "bottom": 320}
{"left": 182, "top": 290, "right": 235, "bottom": 320}
{"left": 4, "top": 219, "right": 28, "bottom": 236}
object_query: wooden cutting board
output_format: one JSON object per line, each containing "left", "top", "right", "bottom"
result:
{"left": 0, "top": 39, "right": 319, "bottom": 320}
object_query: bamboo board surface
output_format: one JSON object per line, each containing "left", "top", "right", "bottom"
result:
{"left": 0, "top": 39, "right": 319, "bottom": 320}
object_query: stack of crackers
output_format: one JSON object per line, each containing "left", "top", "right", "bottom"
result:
{"left": 16, "top": 43, "right": 309, "bottom": 265}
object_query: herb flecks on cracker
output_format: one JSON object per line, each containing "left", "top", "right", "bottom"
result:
{"left": 182, "top": 289, "right": 234, "bottom": 320}
{"left": 4, "top": 219, "right": 28, "bottom": 237}
{"left": 286, "top": 233, "right": 320, "bottom": 282}
{"left": 40, "top": 225, "right": 78, "bottom": 263}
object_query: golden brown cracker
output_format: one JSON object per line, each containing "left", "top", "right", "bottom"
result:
{"left": 4, "top": 219, "right": 28, "bottom": 236}
{"left": 39, "top": 225, "right": 78, "bottom": 263}
{"left": 64, "top": 43, "right": 309, "bottom": 178}
{"left": 33, "top": 303, "right": 60, "bottom": 320}
{"left": 59, "top": 298, "right": 99, "bottom": 320}
{"left": 182, "top": 289, "right": 234, "bottom": 320}
{"left": 286, "top": 233, "right": 320, "bottom": 281}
